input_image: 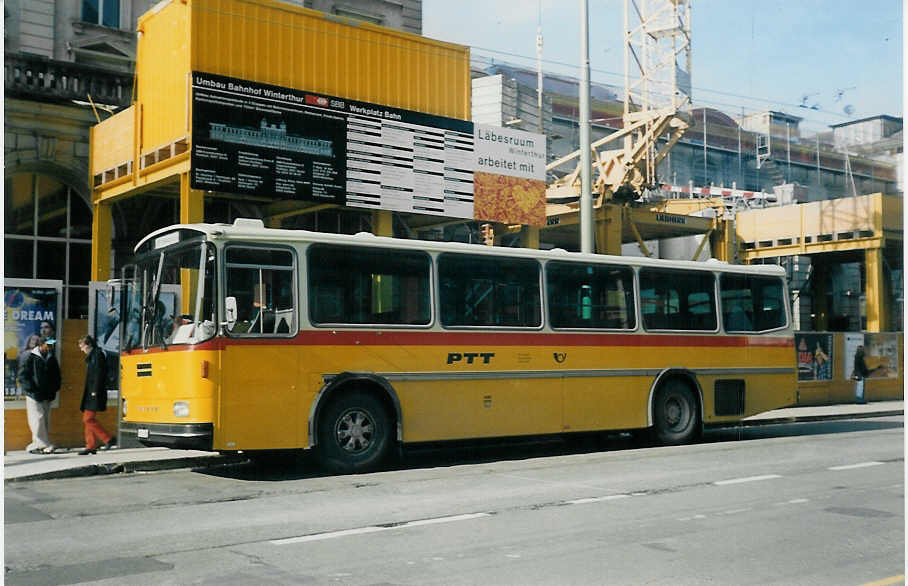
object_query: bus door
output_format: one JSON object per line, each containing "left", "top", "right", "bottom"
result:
{"left": 220, "top": 246, "right": 300, "bottom": 450}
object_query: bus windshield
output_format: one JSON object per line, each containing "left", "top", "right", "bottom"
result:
{"left": 136, "top": 241, "right": 217, "bottom": 348}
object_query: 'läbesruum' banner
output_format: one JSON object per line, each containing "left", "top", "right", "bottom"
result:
{"left": 190, "top": 72, "right": 546, "bottom": 225}
{"left": 473, "top": 124, "right": 546, "bottom": 226}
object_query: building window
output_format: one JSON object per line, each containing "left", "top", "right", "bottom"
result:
{"left": 4, "top": 174, "right": 93, "bottom": 319}
{"left": 82, "top": 0, "right": 120, "bottom": 28}
{"left": 334, "top": 5, "right": 384, "bottom": 26}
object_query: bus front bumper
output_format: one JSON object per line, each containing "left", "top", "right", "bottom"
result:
{"left": 119, "top": 422, "right": 214, "bottom": 451}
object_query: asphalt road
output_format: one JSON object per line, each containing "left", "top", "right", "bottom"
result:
{"left": 5, "top": 416, "right": 904, "bottom": 585}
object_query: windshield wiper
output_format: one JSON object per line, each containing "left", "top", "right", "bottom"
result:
{"left": 142, "top": 252, "right": 166, "bottom": 350}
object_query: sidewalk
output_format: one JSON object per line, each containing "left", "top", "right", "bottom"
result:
{"left": 4, "top": 446, "right": 243, "bottom": 483}
{"left": 5, "top": 401, "right": 903, "bottom": 482}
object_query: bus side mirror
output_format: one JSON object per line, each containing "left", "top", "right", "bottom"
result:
{"left": 225, "top": 296, "right": 237, "bottom": 329}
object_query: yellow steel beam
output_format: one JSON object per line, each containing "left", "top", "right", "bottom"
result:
{"left": 626, "top": 212, "right": 653, "bottom": 257}
{"left": 90, "top": 201, "right": 112, "bottom": 282}
{"left": 864, "top": 247, "right": 889, "bottom": 332}
{"left": 595, "top": 205, "right": 623, "bottom": 255}
{"left": 95, "top": 155, "right": 190, "bottom": 203}
{"left": 180, "top": 172, "right": 205, "bottom": 315}
{"left": 179, "top": 172, "right": 204, "bottom": 224}
{"left": 372, "top": 210, "right": 394, "bottom": 237}
{"left": 626, "top": 206, "right": 714, "bottom": 232}
{"left": 709, "top": 217, "right": 735, "bottom": 263}
{"left": 691, "top": 225, "right": 714, "bottom": 261}
{"left": 520, "top": 225, "right": 540, "bottom": 249}
{"left": 741, "top": 236, "right": 885, "bottom": 261}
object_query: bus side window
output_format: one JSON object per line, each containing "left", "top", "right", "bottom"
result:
{"left": 546, "top": 262, "right": 635, "bottom": 330}
{"left": 640, "top": 269, "right": 715, "bottom": 331}
{"left": 720, "top": 273, "right": 786, "bottom": 333}
{"left": 755, "top": 280, "right": 785, "bottom": 331}
{"left": 439, "top": 254, "right": 541, "bottom": 328}
{"left": 725, "top": 303, "right": 753, "bottom": 331}
{"left": 225, "top": 247, "right": 296, "bottom": 336}
{"left": 308, "top": 244, "right": 431, "bottom": 327}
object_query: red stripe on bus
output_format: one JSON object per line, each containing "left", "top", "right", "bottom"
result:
{"left": 123, "top": 330, "right": 793, "bottom": 355}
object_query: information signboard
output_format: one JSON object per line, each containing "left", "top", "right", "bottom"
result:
{"left": 191, "top": 72, "right": 546, "bottom": 225}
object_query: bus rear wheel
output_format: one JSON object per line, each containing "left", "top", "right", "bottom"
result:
{"left": 652, "top": 379, "right": 700, "bottom": 445}
{"left": 317, "top": 391, "right": 392, "bottom": 474}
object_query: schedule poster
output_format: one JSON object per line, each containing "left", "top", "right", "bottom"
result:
{"left": 191, "top": 72, "right": 348, "bottom": 204}
{"left": 191, "top": 72, "right": 546, "bottom": 225}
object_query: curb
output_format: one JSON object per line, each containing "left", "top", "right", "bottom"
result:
{"left": 5, "top": 454, "right": 247, "bottom": 483}
{"left": 6, "top": 409, "right": 901, "bottom": 482}
{"left": 717, "top": 409, "right": 904, "bottom": 429}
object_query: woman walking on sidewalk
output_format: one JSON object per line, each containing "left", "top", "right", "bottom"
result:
{"left": 77, "top": 335, "right": 115, "bottom": 455}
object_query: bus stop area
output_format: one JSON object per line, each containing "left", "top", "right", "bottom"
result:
{"left": 5, "top": 399, "right": 903, "bottom": 483}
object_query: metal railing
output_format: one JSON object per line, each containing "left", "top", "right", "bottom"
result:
{"left": 5, "top": 51, "right": 133, "bottom": 108}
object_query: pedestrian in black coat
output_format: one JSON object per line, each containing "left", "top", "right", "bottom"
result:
{"left": 77, "top": 335, "right": 115, "bottom": 455}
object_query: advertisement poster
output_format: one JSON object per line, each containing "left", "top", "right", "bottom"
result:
{"left": 90, "top": 285, "right": 130, "bottom": 392}
{"left": 4, "top": 280, "right": 63, "bottom": 408}
{"left": 844, "top": 333, "right": 900, "bottom": 379}
{"left": 473, "top": 124, "right": 547, "bottom": 225}
{"left": 191, "top": 72, "right": 547, "bottom": 226}
{"left": 795, "top": 333, "right": 834, "bottom": 381}
{"left": 848, "top": 333, "right": 899, "bottom": 378}
{"left": 89, "top": 283, "right": 179, "bottom": 392}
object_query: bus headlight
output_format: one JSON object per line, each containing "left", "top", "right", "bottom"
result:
{"left": 121, "top": 399, "right": 127, "bottom": 417}
{"left": 173, "top": 401, "right": 190, "bottom": 417}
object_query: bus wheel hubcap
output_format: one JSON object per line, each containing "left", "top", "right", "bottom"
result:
{"left": 336, "top": 410, "right": 374, "bottom": 454}
{"left": 665, "top": 397, "right": 686, "bottom": 429}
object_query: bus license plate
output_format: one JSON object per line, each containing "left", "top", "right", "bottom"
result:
{"left": 137, "top": 428, "right": 149, "bottom": 439}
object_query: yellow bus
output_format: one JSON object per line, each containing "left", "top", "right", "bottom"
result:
{"left": 119, "top": 218, "right": 796, "bottom": 473}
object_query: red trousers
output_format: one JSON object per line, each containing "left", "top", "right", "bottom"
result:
{"left": 83, "top": 410, "right": 113, "bottom": 450}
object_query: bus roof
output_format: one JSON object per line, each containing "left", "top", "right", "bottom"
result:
{"left": 135, "top": 218, "right": 785, "bottom": 276}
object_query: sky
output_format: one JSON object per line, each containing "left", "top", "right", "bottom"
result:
{"left": 422, "top": 0, "right": 903, "bottom": 134}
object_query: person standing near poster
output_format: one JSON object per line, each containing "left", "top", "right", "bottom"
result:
{"left": 17, "top": 336, "right": 61, "bottom": 454}
{"left": 852, "top": 345, "right": 880, "bottom": 404}
{"left": 76, "top": 335, "right": 115, "bottom": 455}
{"left": 15, "top": 334, "right": 41, "bottom": 385}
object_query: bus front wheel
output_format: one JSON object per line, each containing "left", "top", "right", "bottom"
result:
{"left": 317, "top": 391, "right": 392, "bottom": 474}
{"left": 652, "top": 379, "right": 700, "bottom": 445}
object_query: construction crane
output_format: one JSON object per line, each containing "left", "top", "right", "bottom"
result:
{"left": 546, "top": 0, "right": 692, "bottom": 208}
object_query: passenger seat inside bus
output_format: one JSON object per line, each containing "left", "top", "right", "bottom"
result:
{"left": 724, "top": 305, "right": 753, "bottom": 331}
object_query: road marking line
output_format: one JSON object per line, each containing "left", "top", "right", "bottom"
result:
{"left": 565, "top": 494, "right": 632, "bottom": 505}
{"left": 398, "top": 513, "right": 491, "bottom": 527}
{"left": 271, "top": 512, "right": 490, "bottom": 546}
{"left": 787, "top": 498, "right": 809, "bottom": 504}
{"left": 860, "top": 574, "right": 904, "bottom": 586}
{"left": 714, "top": 474, "right": 781, "bottom": 486}
{"left": 829, "top": 461, "right": 884, "bottom": 471}
{"left": 271, "top": 526, "right": 386, "bottom": 545}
